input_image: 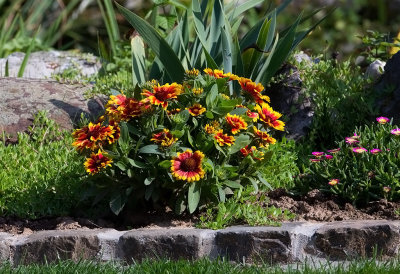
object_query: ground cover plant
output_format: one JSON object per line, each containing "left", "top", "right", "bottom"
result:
{"left": 0, "top": 111, "right": 87, "bottom": 218}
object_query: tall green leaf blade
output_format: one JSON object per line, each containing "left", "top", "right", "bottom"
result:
{"left": 116, "top": 2, "right": 185, "bottom": 83}
{"left": 209, "top": 0, "right": 224, "bottom": 57}
{"left": 254, "top": 33, "right": 279, "bottom": 83}
{"left": 188, "top": 182, "right": 201, "bottom": 213}
{"left": 131, "top": 35, "right": 147, "bottom": 87}
{"left": 232, "top": 34, "right": 244, "bottom": 77}
{"left": 260, "top": 16, "right": 300, "bottom": 85}
{"left": 229, "top": 0, "right": 264, "bottom": 19}
{"left": 221, "top": 27, "right": 233, "bottom": 95}
{"left": 192, "top": 0, "right": 208, "bottom": 51}
{"left": 17, "top": 27, "right": 39, "bottom": 77}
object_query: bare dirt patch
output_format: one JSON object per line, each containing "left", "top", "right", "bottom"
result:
{"left": 1, "top": 189, "right": 400, "bottom": 234}
{"left": 267, "top": 188, "right": 400, "bottom": 222}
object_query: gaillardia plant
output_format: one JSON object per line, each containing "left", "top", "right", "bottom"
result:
{"left": 73, "top": 69, "right": 284, "bottom": 214}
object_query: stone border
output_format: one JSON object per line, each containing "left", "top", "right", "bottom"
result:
{"left": 1, "top": 220, "right": 400, "bottom": 265}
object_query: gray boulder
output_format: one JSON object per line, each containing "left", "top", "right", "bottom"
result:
{"left": 0, "top": 78, "right": 105, "bottom": 142}
{"left": 268, "top": 64, "right": 314, "bottom": 141}
{"left": 0, "top": 51, "right": 100, "bottom": 79}
{"left": 374, "top": 51, "right": 400, "bottom": 124}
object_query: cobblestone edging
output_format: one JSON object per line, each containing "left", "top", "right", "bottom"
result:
{"left": 1, "top": 220, "right": 400, "bottom": 265}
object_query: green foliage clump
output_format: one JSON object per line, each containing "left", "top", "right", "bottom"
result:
{"left": 197, "top": 187, "right": 295, "bottom": 230}
{"left": 297, "top": 119, "right": 400, "bottom": 205}
{"left": 0, "top": 111, "right": 86, "bottom": 218}
{"left": 298, "top": 57, "right": 376, "bottom": 150}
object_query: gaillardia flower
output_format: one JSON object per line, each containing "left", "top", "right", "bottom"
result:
{"left": 151, "top": 129, "right": 177, "bottom": 147}
{"left": 238, "top": 77, "right": 270, "bottom": 104}
{"left": 187, "top": 103, "right": 206, "bottom": 116}
{"left": 142, "top": 83, "right": 182, "bottom": 109}
{"left": 353, "top": 147, "right": 368, "bottom": 153}
{"left": 391, "top": 128, "right": 400, "bottom": 135}
{"left": 253, "top": 127, "right": 276, "bottom": 147}
{"left": 328, "top": 179, "right": 339, "bottom": 186}
{"left": 204, "top": 124, "right": 217, "bottom": 134}
{"left": 214, "top": 129, "right": 235, "bottom": 146}
{"left": 72, "top": 122, "right": 117, "bottom": 151}
{"left": 225, "top": 114, "right": 248, "bottom": 134}
{"left": 185, "top": 68, "right": 199, "bottom": 77}
{"left": 171, "top": 150, "right": 205, "bottom": 182}
{"left": 254, "top": 103, "right": 285, "bottom": 131}
{"left": 240, "top": 145, "right": 264, "bottom": 161}
{"left": 376, "top": 116, "right": 390, "bottom": 124}
{"left": 84, "top": 150, "right": 112, "bottom": 175}
{"left": 203, "top": 68, "right": 238, "bottom": 80}
{"left": 246, "top": 110, "right": 259, "bottom": 122}
{"left": 105, "top": 95, "right": 144, "bottom": 121}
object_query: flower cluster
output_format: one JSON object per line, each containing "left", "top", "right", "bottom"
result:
{"left": 73, "top": 68, "right": 285, "bottom": 213}
{"left": 302, "top": 116, "right": 400, "bottom": 203}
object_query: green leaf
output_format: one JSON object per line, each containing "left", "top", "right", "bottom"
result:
{"left": 173, "top": 109, "right": 190, "bottom": 125}
{"left": 116, "top": 2, "right": 185, "bottom": 82}
{"left": 138, "top": 144, "right": 163, "bottom": 155}
{"left": 144, "top": 177, "right": 155, "bottom": 186}
{"left": 17, "top": 27, "right": 39, "bottom": 77}
{"left": 256, "top": 172, "right": 273, "bottom": 190}
{"left": 224, "top": 180, "right": 242, "bottom": 188}
{"left": 218, "top": 186, "right": 226, "bottom": 202}
{"left": 247, "top": 177, "right": 259, "bottom": 193}
{"left": 115, "top": 161, "right": 127, "bottom": 171}
{"left": 228, "top": 134, "right": 251, "bottom": 154}
{"left": 229, "top": 0, "right": 264, "bottom": 19}
{"left": 118, "top": 122, "right": 130, "bottom": 151}
{"left": 171, "top": 129, "right": 185, "bottom": 138}
{"left": 206, "top": 84, "right": 219, "bottom": 109}
{"left": 229, "top": 107, "right": 247, "bottom": 116}
{"left": 128, "top": 158, "right": 147, "bottom": 168}
{"left": 261, "top": 15, "right": 300, "bottom": 85}
{"left": 131, "top": 35, "right": 147, "bottom": 87}
{"left": 206, "top": 111, "right": 214, "bottom": 119}
{"left": 159, "top": 160, "right": 171, "bottom": 169}
{"left": 188, "top": 182, "right": 201, "bottom": 213}
{"left": 109, "top": 193, "right": 125, "bottom": 215}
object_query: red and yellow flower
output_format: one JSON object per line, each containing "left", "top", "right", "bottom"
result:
{"left": 254, "top": 103, "right": 285, "bottom": 131}
{"left": 253, "top": 126, "right": 276, "bottom": 147}
{"left": 151, "top": 129, "right": 177, "bottom": 147}
{"left": 105, "top": 95, "right": 144, "bottom": 122}
{"left": 167, "top": 108, "right": 181, "bottom": 116}
{"left": 84, "top": 150, "right": 112, "bottom": 175}
{"left": 72, "top": 122, "right": 117, "bottom": 151}
{"left": 142, "top": 83, "right": 183, "bottom": 109}
{"left": 238, "top": 77, "right": 270, "bottom": 104}
{"left": 171, "top": 150, "right": 205, "bottom": 182}
{"left": 204, "top": 124, "right": 217, "bottom": 134}
{"left": 187, "top": 103, "right": 206, "bottom": 116}
{"left": 225, "top": 114, "right": 248, "bottom": 134}
{"left": 240, "top": 145, "right": 264, "bottom": 161}
{"left": 214, "top": 129, "right": 235, "bottom": 146}
{"left": 246, "top": 110, "right": 259, "bottom": 122}
{"left": 203, "top": 68, "right": 238, "bottom": 81}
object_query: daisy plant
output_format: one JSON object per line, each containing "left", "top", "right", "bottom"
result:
{"left": 299, "top": 117, "right": 400, "bottom": 205}
{"left": 72, "top": 69, "right": 284, "bottom": 215}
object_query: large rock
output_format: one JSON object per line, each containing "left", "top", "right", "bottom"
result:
{"left": 268, "top": 64, "right": 314, "bottom": 140}
{"left": 305, "top": 221, "right": 400, "bottom": 260}
{"left": 119, "top": 229, "right": 215, "bottom": 262}
{"left": 0, "top": 77, "right": 105, "bottom": 141}
{"left": 12, "top": 230, "right": 103, "bottom": 265}
{"left": 0, "top": 51, "right": 100, "bottom": 79}
{"left": 374, "top": 51, "right": 400, "bottom": 124}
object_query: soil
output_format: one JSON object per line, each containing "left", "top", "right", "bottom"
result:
{"left": 2, "top": 189, "right": 400, "bottom": 235}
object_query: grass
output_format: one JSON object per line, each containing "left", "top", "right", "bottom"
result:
{"left": 3, "top": 257, "right": 400, "bottom": 273}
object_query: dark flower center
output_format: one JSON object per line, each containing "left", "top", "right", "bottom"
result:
{"left": 181, "top": 158, "right": 196, "bottom": 171}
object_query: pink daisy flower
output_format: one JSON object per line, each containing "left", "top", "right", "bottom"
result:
{"left": 376, "top": 116, "right": 390, "bottom": 124}
{"left": 327, "top": 148, "right": 341, "bottom": 154}
{"left": 383, "top": 186, "right": 391, "bottom": 193}
{"left": 310, "top": 158, "right": 322, "bottom": 162}
{"left": 324, "top": 154, "right": 333, "bottom": 159}
{"left": 353, "top": 147, "right": 368, "bottom": 153}
{"left": 312, "top": 151, "right": 324, "bottom": 158}
{"left": 391, "top": 128, "right": 400, "bottom": 135}
{"left": 370, "top": 148, "right": 381, "bottom": 154}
